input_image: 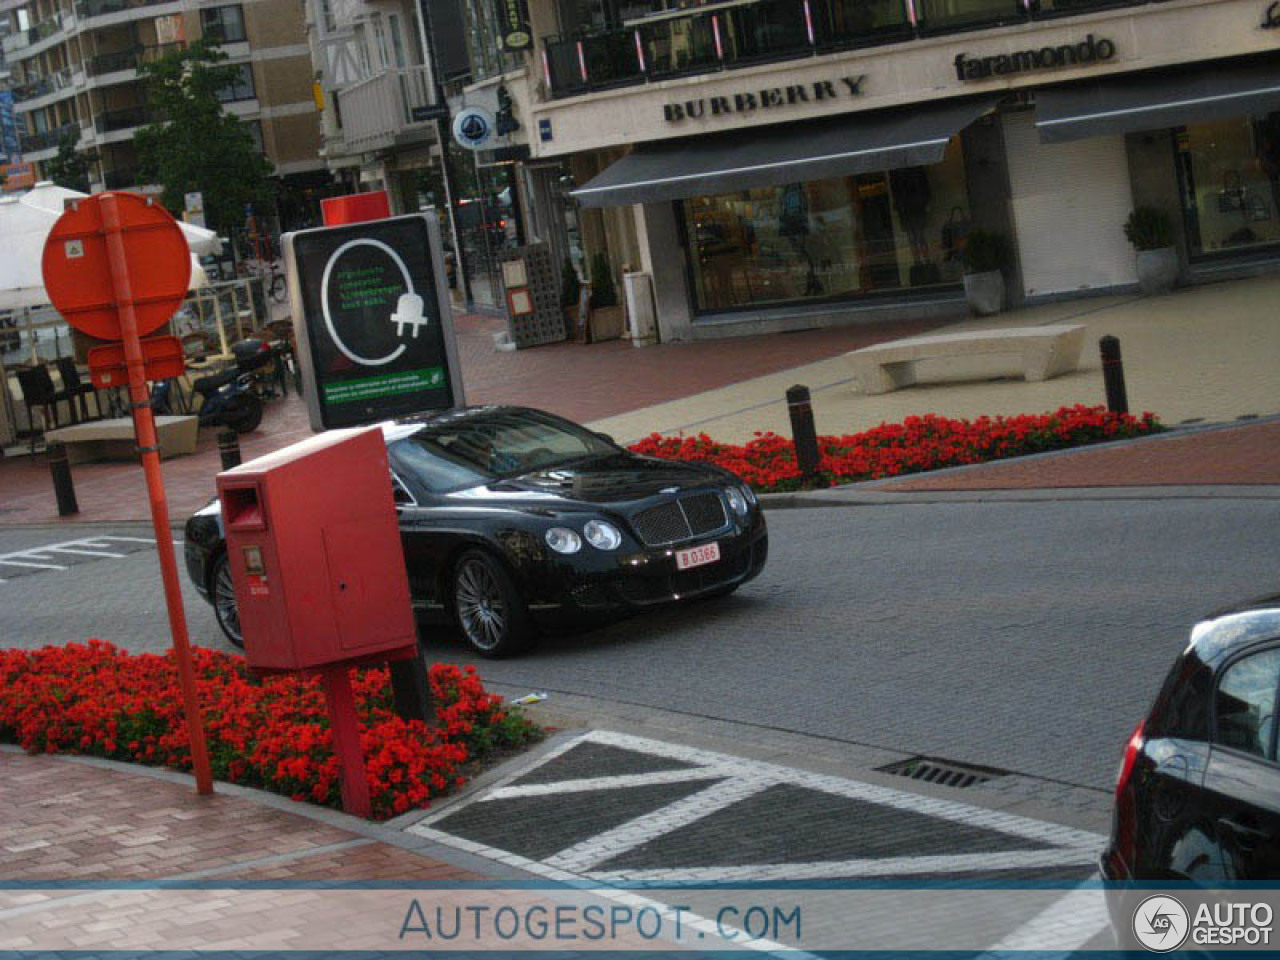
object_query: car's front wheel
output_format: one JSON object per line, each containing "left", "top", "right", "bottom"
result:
{"left": 210, "top": 552, "right": 243, "bottom": 647}
{"left": 451, "top": 549, "right": 533, "bottom": 658}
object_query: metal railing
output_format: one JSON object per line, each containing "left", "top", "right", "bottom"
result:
{"left": 335, "top": 64, "right": 436, "bottom": 153}
{"left": 94, "top": 104, "right": 151, "bottom": 133}
{"left": 543, "top": 0, "right": 1146, "bottom": 97}
{"left": 75, "top": 0, "right": 177, "bottom": 19}
{"left": 87, "top": 42, "right": 181, "bottom": 75}
{"left": 12, "top": 66, "right": 74, "bottom": 101}
{"left": 19, "top": 121, "right": 79, "bottom": 154}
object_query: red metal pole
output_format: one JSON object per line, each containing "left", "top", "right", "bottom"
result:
{"left": 100, "top": 194, "right": 214, "bottom": 796}
{"left": 321, "top": 665, "right": 372, "bottom": 817}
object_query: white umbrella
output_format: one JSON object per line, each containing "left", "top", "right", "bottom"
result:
{"left": 0, "top": 184, "right": 215, "bottom": 311}
{"left": 20, "top": 182, "right": 223, "bottom": 255}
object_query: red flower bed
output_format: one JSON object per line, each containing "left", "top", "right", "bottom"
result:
{"left": 0, "top": 641, "right": 539, "bottom": 820}
{"left": 628, "top": 405, "right": 1162, "bottom": 493}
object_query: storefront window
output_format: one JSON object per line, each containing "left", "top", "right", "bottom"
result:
{"left": 682, "top": 138, "right": 970, "bottom": 312}
{"left": 1177, "top": 112, "right": 1280, "bottom": 258}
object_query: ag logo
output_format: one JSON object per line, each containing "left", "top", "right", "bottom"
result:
{"left": 1132, "top": 895, "right": 1190, "bottom": 952}
{"left": 452, "top": 107, "right": 495, "bottom": 150}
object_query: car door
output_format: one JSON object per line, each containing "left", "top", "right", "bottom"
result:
{"left": 1204, "top": 643, "right": 1280, "bottom": 879}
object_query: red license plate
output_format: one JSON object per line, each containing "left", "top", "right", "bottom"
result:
{"left": 676, "top": 542, "right": 720, "bottom": 570}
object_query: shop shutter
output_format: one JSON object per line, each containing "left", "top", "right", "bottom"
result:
{"left": 1003, "top": 111, "right": 1138, "bottom": 297}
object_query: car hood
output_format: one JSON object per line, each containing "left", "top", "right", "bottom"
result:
{"left": 444, "top": 453, "right": 728, "bottom": 508}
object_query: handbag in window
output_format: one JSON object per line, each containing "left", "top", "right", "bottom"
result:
{"left": 1218, "top": 171, "right": 1247, "bottom": 213}
{"left": 940, "top": 206, "right": 972, "bottom": 262}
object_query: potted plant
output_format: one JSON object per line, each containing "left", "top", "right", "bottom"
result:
{"left": 961, "top": 230, "right": 1011, "bottom": 316}
{"left": 1124, "top": 207, "right": 1177, "bottom": 295}
{"left": 587, "top": 252, "right": 624, "bottom": 343}
{"left": 561, "top": 256, "right": 582, "bottom": 341}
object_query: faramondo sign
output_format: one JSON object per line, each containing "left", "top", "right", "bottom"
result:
{"left": 283, "top": 213, "right": 464, "bottom": 431}
{"left": 954, "top": 34, "right": 1117, "bottom": 81}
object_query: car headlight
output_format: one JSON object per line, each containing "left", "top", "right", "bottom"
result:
{"left": 725, "top": 486, "right": 749, "bottom": 518}
{"left": 583, "top": 520, "right": 622, "bottom": 551}
{"left": 740, "top": 483, "right": 757, "bottom": 506}
{"left": 545, "top": 527, "right": 582, "bottom": 554}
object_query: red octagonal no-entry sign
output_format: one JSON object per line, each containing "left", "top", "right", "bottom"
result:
{"left": 42, "top": 192, "right": 191, "bottom": 341}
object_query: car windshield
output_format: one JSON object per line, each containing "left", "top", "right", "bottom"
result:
{"left": 391, "top": 409, "right": 617, "bottom": 493}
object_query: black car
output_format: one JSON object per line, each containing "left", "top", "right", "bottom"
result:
{"left": 185, "top": 405, "right": 768, "bottom": 657}
{"left": 1103, "top": 602, "right": 1280, "bottom": 886}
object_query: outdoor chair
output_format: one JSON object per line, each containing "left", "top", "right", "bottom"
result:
{"left": 15, "top": 364, "right": 59, "bottom": 454}
{"left": 54, "top": 357, "right": 97, "bottom": 424}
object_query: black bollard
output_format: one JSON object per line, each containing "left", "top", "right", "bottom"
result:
{"left": 48, "top": 442, "right": 79, "bottom": 517}
{"left": 389, "top": 641, "right": 434, "bottom": 724}
{"left": 786, "top": 384, "right": 820, "bottom": 478}
{"left": 1099, "top": 336, "right": 1129, "bottom": 415}
{"left": 217, "top": 430, "right": 242, "bottom": 471}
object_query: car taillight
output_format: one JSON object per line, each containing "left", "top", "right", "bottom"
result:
{"left": 1109, "top": 718, "right": 1146, "bottom": 879}
{"left": 1115, "top": 718, "right": 1146, "bottom": 801}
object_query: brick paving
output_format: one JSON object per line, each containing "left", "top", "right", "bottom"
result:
{"left": 0, "top": 310, "right": 944, "bottom": 526}
{"left": 0, "top": 752, "right": 479, "bottom": 883}
{"left": 872, "top": 420, "right": 1280, "bottom": 491}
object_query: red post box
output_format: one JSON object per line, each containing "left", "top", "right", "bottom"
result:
{"left": 216, "top": 427, "right": 418, "bottom": 816}
{"left": 217, "top": 426, "right": 417, "bottom": 671}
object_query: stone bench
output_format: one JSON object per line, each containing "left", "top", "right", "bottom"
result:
{"left": 845, "top": 324, "right": 1087, "bottom": 395}
{"left": 44, "top": 416, "right": 200, "bottom": 464}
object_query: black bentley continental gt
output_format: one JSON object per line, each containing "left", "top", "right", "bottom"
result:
{"left": 185, "top": 406, "right": 768, "bottom": 657}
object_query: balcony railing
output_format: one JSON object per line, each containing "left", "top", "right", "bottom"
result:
{"left": 19, "top": 121, "right": 79, "bottom": 154}
{"left": 336, "top": 64, "right": 436, "bottom": 153}
{"left": 13, "top": 66, "right": 74, "bottom": 101}
{"left": 94, "top": 104, "right": 151, "bottom": 132}
{"left": 543, "top": 0, "right": 1150, "bottom": 97}
{"left": 2, "top": 9, "right": 71, "bottom": 54}
{"left": 87, "top": 43, "right": 181, "bottom": 76}
{"left": 75, "top": 0, "right": 177, "bottom": 19}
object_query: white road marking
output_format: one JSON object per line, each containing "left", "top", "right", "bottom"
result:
{"left": 545, "top": 777, "right": 771, "bottom": 873}
{"left": 411, "top": 730, "right": 1105, "bottom": 889}
{"left": 0, "top": 536, "right": 156, "bottom": 580}
{"left": 980, "top": 879, "right": 1112, "bottom": 952}
{"left": 486, "top": 767, "right": 738, "bottom": 800}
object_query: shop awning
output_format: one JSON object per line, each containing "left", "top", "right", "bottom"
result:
{"left": 571, "top": 96, "right": 998, "bottom": 208}
{"left": 1036, "top": 57, "right": 1280, "bottom": 144}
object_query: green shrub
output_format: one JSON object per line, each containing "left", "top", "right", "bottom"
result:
{"left": 961, "top": 230, "right": 1011, "bottom": 274}
{"left": 589, "top": 252, "right": 618, "bottom": 309}
{"left": 561, "top": 256, "right": 581, "bottom": 309}
{"left": 1124, "top": 207, "right": 1174, "bottom": 251}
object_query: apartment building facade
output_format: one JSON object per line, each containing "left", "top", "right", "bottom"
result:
{"left": 450, "top": 0, "right": 1280, "bottom": 340}
{"left": 1, "top": 0, "right": 326, "bottom": 228}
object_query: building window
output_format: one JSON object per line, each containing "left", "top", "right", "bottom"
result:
{"left": 244, "top": 118, "right": 264, "bottom": 153}
{"left": 1215, "top": 647, "right": 1280, "bottom": 760}
{"left": 1178, "top": 112, "right": 1280, "bottom": 258}
{"left": 216, "top": 63, "right": 256, "bottom": 102}
{"left": 201, "top": 5, "right": 247, "bottom": 44}
{"left": 681, "top": 137, "right": 971, "bottom": 313}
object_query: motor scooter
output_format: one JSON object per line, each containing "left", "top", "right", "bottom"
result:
{"left": 151, "top": 367, "right": 263, "bottom": 434}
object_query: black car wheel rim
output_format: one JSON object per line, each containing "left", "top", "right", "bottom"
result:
{"left": 456, "top": 558, "right": 506, "bottom": 651}
{"left": 214, "top": 558, "right": 242, "bottom": 644}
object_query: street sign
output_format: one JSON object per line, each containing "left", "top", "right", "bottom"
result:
{"left": 42, "top": 192, "right": 191, "bottom": 341}
{"left": 410, "top": 104, "right": 450, "bottom": 123}
{"left": 40, "top": 192, "right": 213, "bottom": 798}
{"left": 452, "top": 107, "right": 495, "bottom": 151}
{"left": 283, "top": 212, "right": 464, "bottom": 431}
{"left": 87, "top": 335, "right": 186, "bottom": 387}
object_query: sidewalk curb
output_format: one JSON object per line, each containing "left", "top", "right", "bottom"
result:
{"left": 759, "top": 415, "right": 1280, "bottom": 510}
{"left": 0, "top": 743, "right": 539, "bottom": 882}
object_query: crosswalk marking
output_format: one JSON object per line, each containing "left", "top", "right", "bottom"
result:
{"left": 0, "top": 536, "right": 158, "bottom": 581}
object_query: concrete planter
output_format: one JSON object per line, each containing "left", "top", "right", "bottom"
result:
{"left": 1135, "top": 247, "right": 1178, "bottom": 295}
{"left": 587, "top": 305, "right": 624, "bottom": 343}
{"left": 963, "top": 270, "right": 1005, "bottom": 316}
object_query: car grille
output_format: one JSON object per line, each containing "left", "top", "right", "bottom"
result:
{"left": 630, "top": 492, "right": 727, "bottom": 547}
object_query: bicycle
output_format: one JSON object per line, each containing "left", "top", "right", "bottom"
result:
{"left": 265, "top": 261, "right": 287, "bottom": 304}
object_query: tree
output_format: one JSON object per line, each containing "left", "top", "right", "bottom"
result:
{"left": 134, "top": 39, "right": 274, "bottom": 237}
{"left": 43, "top": 132, "right": 97, "bottom": 192}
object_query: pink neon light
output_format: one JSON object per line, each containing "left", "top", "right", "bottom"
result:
{"left": 803, "top": 0, "right": 814, "bottom": 44}
{"left": 712, "top": 14, "right": 723, "bottom": 59}
{"left": 541, "top": 47, "right": 551, "bottom": 88}
{"left": 905, "top": 0, "right": 917, "bottom": 25}
{"left": 577, "top": 39, "right": 587, "bottom": 82}
{"left": 634, "top": 29, "right": 645, "bottom": 72}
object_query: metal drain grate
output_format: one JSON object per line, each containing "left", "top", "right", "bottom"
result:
{"left": 876, "top": 756, "right": 1009, "bottom": 789}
